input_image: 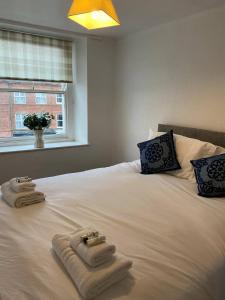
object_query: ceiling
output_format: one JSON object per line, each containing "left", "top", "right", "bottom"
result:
{"left": 105, "top": 0, "right": 225, "bottom": 37}
{"left": 0, "top": 0, "right": 224, "bottom": 38}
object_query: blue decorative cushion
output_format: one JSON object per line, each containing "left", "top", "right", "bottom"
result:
{"left": 191, "top": 154, "right": 225, "bottom": 197}
{"left": 137, "top": 130, "right": 181, "bottom": 174}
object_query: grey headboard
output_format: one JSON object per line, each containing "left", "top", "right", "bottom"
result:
{"left": 158, "top": 124, "right": 225, "bottom": 148}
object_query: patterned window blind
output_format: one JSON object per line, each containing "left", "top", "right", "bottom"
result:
{"left": 0, "top": 29, "right": 73, "bottom": 83}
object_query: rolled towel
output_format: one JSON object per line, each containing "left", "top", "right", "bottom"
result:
{"left": 10, "top": 178, "right": 36, "bottom": 193}
{"left": 1, "top": 182, "right": 45, "bottom": 208}
{"left": 52, "top": 234, "right": 132, "bottom": 300}
{"left": 70, "top": 227, "right": 116, "bottom": 267}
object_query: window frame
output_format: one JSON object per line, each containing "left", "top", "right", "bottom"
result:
{"left": 57, "top": 113, "right": 63, "bottom": 129}
{"left": 0, "top": 84, "right": 71, "bottom": 147}
{"left": 0, "top": 27, "right": 83, "bottom": 150}
{"left": 56, "top": 94, "right": 64, "bottom": 104}
{"left": 35, "top": 93, "right": 47, "bottom": 105}
{"left": 15, "top": 113, "right": 26, "bottom": 129}
{"left": 14, "top": 92, "right": 26, "bottom": 104}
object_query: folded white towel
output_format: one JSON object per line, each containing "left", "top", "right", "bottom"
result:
{"left": 10, "top": 178, "right": 36, "bottom": 193}
{"left": 1, "top": 182, "right": 45, "bottom": 208}
{"left": 52, "top": 234, "right": 132, "bottom": 300}
{"left": 70, "top": 228, "right": 116, "bottom": 267}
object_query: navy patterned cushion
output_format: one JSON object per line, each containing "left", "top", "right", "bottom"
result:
{"left": 191, "top": 154, "right": 225, "bottom": 197}
{"left": 137, "top": 130, "right": 181, "bottom": 174}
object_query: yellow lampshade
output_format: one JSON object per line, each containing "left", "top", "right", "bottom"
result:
{"left": 67, "top": 0, "right": 120, "bottom": 30}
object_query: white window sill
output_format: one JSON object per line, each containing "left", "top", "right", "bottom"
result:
{"left": 0, "top": 141, "right": 89, "bottom": 154}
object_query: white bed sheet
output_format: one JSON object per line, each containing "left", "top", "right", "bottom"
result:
{"left": 1, "top": 161, "right": 225, "bottom": 300}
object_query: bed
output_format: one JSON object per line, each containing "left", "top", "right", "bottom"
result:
{"left": 1, "top": 125, "right": 225, "bottom": 300}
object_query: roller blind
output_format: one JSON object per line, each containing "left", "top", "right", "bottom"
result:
{"left": 0, "top": 29, "right": 73, "bottom": 83}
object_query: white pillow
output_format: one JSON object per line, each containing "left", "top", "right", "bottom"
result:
{"left": 148, "top": 130, "right": 222, "bottom": 182}
{"left": 215, "top": 146, "right": 225, "bottom": 155}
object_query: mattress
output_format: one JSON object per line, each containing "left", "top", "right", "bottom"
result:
{"left": 1, "top": 161, "right": 225, "bottom": 300}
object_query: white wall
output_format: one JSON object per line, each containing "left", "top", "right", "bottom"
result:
{"left": 113, "top": 5, "right": 225, "bottom": 163}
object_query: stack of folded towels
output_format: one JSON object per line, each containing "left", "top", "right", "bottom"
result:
{"left": 52, "top": 227, "right": 132, "bottom": 300}
{"left": 1, "top": 176, "right": 45, "bottom": 208}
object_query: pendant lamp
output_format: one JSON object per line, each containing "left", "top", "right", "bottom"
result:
{"left": 68, "top": 0, "right": 120, "bottom": 30}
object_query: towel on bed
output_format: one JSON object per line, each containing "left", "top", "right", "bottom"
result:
{"left": 70, "top": 227, "right": 116, "bottom": 267}
{"left": 10, "top": 178, "right": 36, "bottom": 193}
{"left": 52, "top": 234, "right": 132, "bottom": 300}
{"left": 1, "top": 182, "right": 45, "bottom": 208}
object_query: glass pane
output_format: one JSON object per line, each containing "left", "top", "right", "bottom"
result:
{"left": 56, "top": 94, "right": 64, "bottom": 103}
{"left": 57, "top": 113, "right": 64, "bottom": 128}
{"left": 14, "top": 92, "right": 26, "bottom": 104}
{"left": 35, "top": 93, "right": 47, "bottom": 104}
{"left": 15, "top": 113, "right": 26, "bottom": 129}
{"left": 0, "top": 89, "right": 66, "bottom": 138}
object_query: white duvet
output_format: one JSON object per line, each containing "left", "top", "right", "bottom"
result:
{"left": 1, "top": 161, "right": 225, "bottom": 300}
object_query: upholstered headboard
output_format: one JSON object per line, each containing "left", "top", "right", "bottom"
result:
{"left": 158, "top": 124, "right": 225, "bottom": 148}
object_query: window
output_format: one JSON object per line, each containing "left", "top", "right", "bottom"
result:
{"left": 57, "top": 114, "right": 63, "bottom": 128}
{"left": 56, "top": 94, "right": 64, "bottom": 104}
{"left": 15, "top": 113, "right": 26, "bottom": 129}
{"left": 14, "top": 92, "right": 26, "bottom": 104}
{"left": 0, "top": 80, "right": 67, "bottom": 138}
{"left": 35, "top": 93, "right": 47, "bottom": 104}
{"left": 0, "top": 29, "right": 77, "bottom": 146}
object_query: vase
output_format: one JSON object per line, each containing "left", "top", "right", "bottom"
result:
{"left": 34, "top": 129, "right": 44, "bottom": 148}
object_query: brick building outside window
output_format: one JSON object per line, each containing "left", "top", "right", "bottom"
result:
{"left": 0, "top": 80, "right": 65, "bottom": 138}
